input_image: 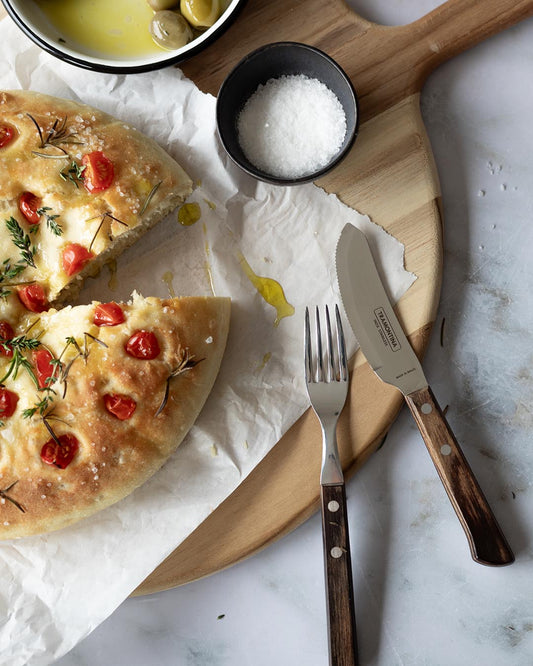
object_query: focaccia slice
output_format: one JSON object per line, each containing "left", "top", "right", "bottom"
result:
{"left": 0, "top": 89, "right": 193, "bottom": 315}
{"left": 0, "top": 294, "right": 230, "bottom": 539}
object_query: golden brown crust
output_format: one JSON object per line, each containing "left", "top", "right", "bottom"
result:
{"left": 0, "top": 295, "right": 230, "bottom": 539}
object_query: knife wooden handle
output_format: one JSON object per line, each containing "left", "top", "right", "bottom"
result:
{"left": 320, "top": 483, "right": 358, "bottom": 666}
{"left": 405, "top": 386, "right": 514, "bottom": 566}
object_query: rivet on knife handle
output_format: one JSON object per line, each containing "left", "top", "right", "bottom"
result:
{"left": 405, "top": 386, "right": 514, "bottom": 566}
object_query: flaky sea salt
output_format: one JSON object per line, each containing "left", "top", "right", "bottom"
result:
{"left": 237, "top": 74, "right": 347, "bottom": 179}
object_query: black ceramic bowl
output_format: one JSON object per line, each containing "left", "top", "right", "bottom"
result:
{"left": 216, "top": 41, "right": 359, "bottom": 186}
{"left": 0, "top": 0, "right": 247, "bottom": 74}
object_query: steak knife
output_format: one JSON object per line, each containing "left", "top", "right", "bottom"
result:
{"left": 335, "top": 223, "right": 514, "bottom": 566}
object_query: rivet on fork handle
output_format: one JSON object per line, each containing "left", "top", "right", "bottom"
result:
{"left": 321, "top": 483, "right": 358, "bottom": 666}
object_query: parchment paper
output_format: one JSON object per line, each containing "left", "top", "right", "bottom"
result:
{"left": 0, "top": 19, "right": 415, "bottom": 665}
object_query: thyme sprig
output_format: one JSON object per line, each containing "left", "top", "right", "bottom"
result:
{"left": 155, "top": 350, "right": 203, "bottom": 417}
{"left": 0, "top": 334, "right": 41, "bottom": 388}
{"left": 26, "top": 113, "right": 83, "bottom": 158}
{"left": 59, "top": 160, "right": 86, "bottom": 188}
{"left": 0, "top": 257, "right": 28, "bottom": 299}
{"left": 0, "top": 280, "right": 35, "bottom": 301}
{"left": 23, "top": 338, "right": 75, "bottom": 419}
{"left": 22, "top": 332, "right": 107, "bottom": 418}
{"left": 6, "top": 217, "right": 36, "bottom": 268}
{"left": 36, "top": 207, "right": 63, "bottom": 237}
{"left": 87, "top": 212, "right": 128, "bottom": 253}
{"left": 0, "top": 481, "right": 26, "bottom": 514}
{"left": 22, "top": 390, "right": 57, "bottom": 420}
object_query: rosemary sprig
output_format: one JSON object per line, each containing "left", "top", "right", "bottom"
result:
{"left": 0, "top": 481, "right": 26, "bottom": 513}
{"left": 139, "top": 180, "right": 162, "bottom": 216}
{"left": 31, "top": 152, "right": 70, "bottom": 160}
{"left": 59, "top": 160, "right": 86, "bottom": 188}
{"left": 87, "top": 212, "right": 128, "bottom": 253}
{"left": 26, "top": 113, "right": 83, "bottom": 158}
{"left": 41, "top": 412, "right": 70, "bottom": 449}
{"left": 52, "top": 333, "right": 107, "bottom": 400}
{"left": 36, "top": 207, "right": 63, "bottom": 237}
{"left": 155, "top": 351, "right": 203, "bottom": 417}
{"left": 6, "top": 217, "right": 36, "bottom": 268}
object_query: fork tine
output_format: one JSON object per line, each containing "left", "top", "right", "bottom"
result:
{"left": 325, "top": 305, "right": 335, "bottom": 383}
{"left": 304, "top": 306, "right": 312, "bottom": 382}
{"left": 335, "top": 304, "right": 348, "bottom": 382}
{"left": 315, "top": 306, "right": 324, "bottom": 382}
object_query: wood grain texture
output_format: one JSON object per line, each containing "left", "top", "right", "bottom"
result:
{"left": 1, "top": 0, "right": 530, "bottom": 591}
{"left": 321, "top": 483, "right": 358, "bottom": 666}
{"left": 405, "top": 386, "right": 514, "bottom": 566}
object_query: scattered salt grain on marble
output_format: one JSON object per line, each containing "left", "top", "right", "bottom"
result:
{"left": 237, "top": 74, "right": 347, "bottom": 179}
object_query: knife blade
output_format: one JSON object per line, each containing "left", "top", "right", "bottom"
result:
{"left": 336, "top": 223, "right": 514, "bottom": 566}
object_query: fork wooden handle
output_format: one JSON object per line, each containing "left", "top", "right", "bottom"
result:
{"left": 321, "top": 483, "right": 358, "bottom": 666}
{"left": 405, "top": 385, "right": 514, "bottom": 567}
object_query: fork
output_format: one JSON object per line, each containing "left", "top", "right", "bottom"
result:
{"left": 305, "top": 305, "right": 358, "bottom": 666}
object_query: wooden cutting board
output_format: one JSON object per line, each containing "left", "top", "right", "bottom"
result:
{"left": 2, "top": 0, "right": 532, "bottom": 593}
{"left": 134, "top": 0, "right": 533, "bottom": 594}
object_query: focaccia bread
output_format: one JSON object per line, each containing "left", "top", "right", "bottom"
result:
{"left": 0, "top": 294, "right": 230, "bottom": 539}
{"left": 0, "top": 91, "right": 230, "bottom": 539}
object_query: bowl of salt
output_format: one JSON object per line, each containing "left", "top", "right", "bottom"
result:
{"left": 216, "top": 41, "right": 359, "bottom": 185}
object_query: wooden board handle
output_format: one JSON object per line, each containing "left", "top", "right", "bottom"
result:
{"left": 405, "top": 386, "right": 514, "bottom": 566}
{"left": 338, "top": 0, "right": 533, "bottom": 121}
{"left": 407, "top": 0, "right": 533, "bottom": 80}
{"left": 321, "top": 483, "right": 358, "bottom": 666}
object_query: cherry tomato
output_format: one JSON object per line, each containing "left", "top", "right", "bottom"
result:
{"left": 0, "top": 321, "right": 14, "bottom": 358}
{"left": 0, "top": 124, "right": 15, "bottom": 149}
{"left": 17, "top": 284, "right": 48, "bottom": 313}
{"left": 82, "top": 151, "right": 114, "bottom": 193}
{"left": 18, "top": 191, "right": 42, "bottom": 225}
{"left": 40, "top": 433, "right": 79, "bottom": 469}
{"left": 61, "top": 243, "right": 94, "bottom": 276}
{"left": 32, "top": 348, "right": 56, "bottom": 389}
{"left": 103, "top": 393, "right": 137, "bottom": 420}
{"left": 94, "top": 302, "right": 125, "bottom": 327}
{"left": 0, "top": 387, "right": 18, "bottom": 418}
{"left": 125, "top": 330, "right": 161, "bottom": 360}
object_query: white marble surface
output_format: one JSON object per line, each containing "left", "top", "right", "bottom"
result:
{"left": 43, "top": 1, "right": 533, "bottom": 664}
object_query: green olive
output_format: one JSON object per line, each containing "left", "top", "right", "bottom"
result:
{"left": 146, "top": 0, "right": 180, "bottom": 9}
{"left": 149, "top": 10, "right": 194, "bottom": 50}
{"left": 180, "top": 0, "right": 221, "bottom": 28}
